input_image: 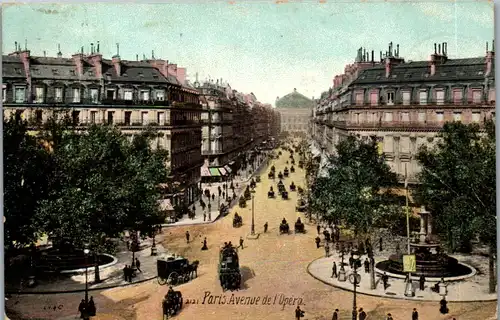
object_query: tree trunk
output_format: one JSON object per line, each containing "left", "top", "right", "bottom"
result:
{"left": 489, "top": 245, "right": 496, "bottom": 294}
{"left": 94, "top": 253, "right": 101, "bottom": 283}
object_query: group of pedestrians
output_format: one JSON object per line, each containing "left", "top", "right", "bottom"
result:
{"left": 329, "top": 307, "right": 419, "bottom": 320}
{"left": 78, "top": 297, "right": 96, "bottom": 319}
{"left": 123, "top": 258, "right": 141, "bottom": 282}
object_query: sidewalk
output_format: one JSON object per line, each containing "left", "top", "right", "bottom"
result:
{"left": 164, "top": 156, "right": 269, "bottom": 227}
{"left": 6, "top": 236, "right": 168, "bottom": 294}
{"left": 307, "top": 249, "right": 497, "bottom": 302}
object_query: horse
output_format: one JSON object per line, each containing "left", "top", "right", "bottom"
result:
{"left": 187, "top": 260, "right": 199, "bottom": 279}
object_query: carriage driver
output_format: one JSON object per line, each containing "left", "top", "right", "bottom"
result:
{"left": 168, "top": 286, "right": 175, "bottom": 297}
{"left": 282, "top": 217, "right": 287, "bottom": 225}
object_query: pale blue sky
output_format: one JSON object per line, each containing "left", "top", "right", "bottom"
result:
{"left": 3, "top": 1, "right": 494, "bottom": 105}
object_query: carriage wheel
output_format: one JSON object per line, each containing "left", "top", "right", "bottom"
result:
{"left": 167, "top": 272, "right": 179, "bottom": 285}
{"left": 158, "top": 276, "right": 167, "bottom": 285}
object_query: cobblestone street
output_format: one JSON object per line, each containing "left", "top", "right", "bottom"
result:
{"left": 7, "top": 149, "right": 490, "bottom": 320}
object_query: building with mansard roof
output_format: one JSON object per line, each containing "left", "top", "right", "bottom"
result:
{"left": 275, "top": 88, "right": 314, "bottom": 135}
{"left": 3, "top": 42, "right": 202, "bottom": 208}
{"left": 313, "top": 42, "right": 495, "bottom": 182}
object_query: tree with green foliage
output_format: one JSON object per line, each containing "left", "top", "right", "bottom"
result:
{"left": 415, "top": 120, "right": 496, "bottom": 292}
{"left": 311, "top": 135, "right": 400, "bottom": 236}
{"left": 3, "top": 115, "right": 52, "bottom": 250}
{"left": 36, "top": 123, "right": 169, "bottom": 282}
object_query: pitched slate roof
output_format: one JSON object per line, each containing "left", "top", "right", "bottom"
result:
{"left": 351, "top": 57, "right": 491, "bottom": 85}
{"left": 101, "top": 59, "right": 169, "bottom": 84}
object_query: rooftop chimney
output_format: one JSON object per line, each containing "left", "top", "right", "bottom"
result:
{"left": 87, "top": 42, "right": 103, "bottom": 78}
{"left": 486, "top": 40, "right": 495, "bottom": 76}
{"left": 371, "top": 50, "right": 374, "bottom": 63}
{"left": 96, "top": 41, "right": 100, "bottom": 53}
{"left": 72, "top": 51, "right": 84, "bottom": 76}
{"left": 57, "top": 44, "right": 62, "bottom": 58}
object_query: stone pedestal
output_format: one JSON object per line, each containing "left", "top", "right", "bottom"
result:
{"left": 247, "top": 233, "right": 260, "bottom": 240}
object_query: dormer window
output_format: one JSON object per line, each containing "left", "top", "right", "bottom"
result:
{"left": 14, "top": 68, "right": 22, "bottom": 75}
{"left": 52, "top": 69, "right": 59, "bottom": 75}
{"left": 88, "top": 71, "right": 94, "bottom": 76}
{"left": 153, "top": 75, "right": 159, "bottom": 80}
{"left": 123, "top": 73, "right": 128, "bottom": 77}
{"left": 140, "top": 90, "right": 149, "bottom": 101}
{"left": 138, "top": 73, "right": 144, "bottom": 78}
{"left": 478, "top": 71, "right": 484, "bottom": 75}
{"left": 386, "top": 92, "right": 395, "bottom": 105}
{"left": 55, "top": 87, "right": 63, "bottom": 102}
{"left": 124, "top": 89, "right": 133, "bottom": 100}
{"left": 32, "top": 68, "right": 40, "bottom": 75}
{"left": 70, "top": 70, "right": 76, "bottom": 76}
{"left": 35, "top": 87, "right": 45, "bottom": 103}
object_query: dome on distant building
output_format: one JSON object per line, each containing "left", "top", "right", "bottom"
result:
{"left": 275, "top": 88, "right": 314, "bottom": 108}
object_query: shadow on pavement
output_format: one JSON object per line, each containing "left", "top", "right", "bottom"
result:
{"left": 240, "top": 266, "right": 255, "bottom": 290}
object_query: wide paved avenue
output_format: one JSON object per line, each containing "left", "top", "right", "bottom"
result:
{"left": 102, "top": 148, "right": 496, "bottom": 320}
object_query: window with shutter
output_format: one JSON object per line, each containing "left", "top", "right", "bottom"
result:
{"left": 436, "top": 112, "right": 444, "bottom": 122}
{"left": 124, "top": 90, "right": 133, "bottom": 100}
{"left": 419, "top": 91, "right": 427, "bottom": 105}
{"left": 472, "top": 90, "right": 482, "bottom": 103}
{"left": 453, "top": 90, "right": 462, "bottom": 104}
{"left": 90, "top": 89, "right": 99, "bottom": 103}
{"left": 418, "top": 112, "right": 426, "bottom": 122}
{"left": 387, "top": 92, "right": 395, "bottom": 105}
{"left": 35, "top": 87, "right": 44, "bottom": 103}
{"left": 402, "top": 91, "right": 411, "bottom": 105}
{"left": 436, "top": 90, "right": 445, "bottom": 105}
{"left": 384, "top": 112, "right": 393, "bottom": 122}
{"left": 355, "top": 93, "right": 364, "bottom": 106}
{"left": 370, "top": 92, "right": 378, "bottom": 105}
{"left": 472, "top": 112, "right": 480, "bottom": 122}
{"left": 73, "top": 88, "right": 80, "bottom": 102}
{"left": 401, "top": 112, "right": 410, "bottom": 122}
{"left": 55, "top": 88, "right": 63, "bottom": 102}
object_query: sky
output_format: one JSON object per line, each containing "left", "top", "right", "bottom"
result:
{"left": 3, "top": 1, "right": 494, "bottom": 106}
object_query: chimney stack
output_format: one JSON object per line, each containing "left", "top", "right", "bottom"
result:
{"left": 434, "top": 43, "right": 437, "bottom": 54}
{"left": 438, "top": 43, "right": 441, "bottom": 55}
{"left": 72, "top": 51, "right": 84, "bottom": 76}
{"left": 112, "top": 43, "right": 122, "bottom": 77}
{"left": 43, "top": 51, "right": 46, "bottom": 57}
{"left": 371, "top": 50, "right": 374, "bottom": 63}
{"left": 97, "top": 41, "right": 100, "bottom": 53}
{"left": 136, "top": 54, "right": 138, "bottom": 61}
{"left": 396, "top": 44, "right": 399, "bottom": 57}
{"left": 486, "top": 39, "right": 495, "bottom": 76}
{"left": 90, "top": 43, "right": 94, "bottom": 54}
{"left": 14, "top": 41, "right": 17, "bottom": 52}
{"left": 385, "top": 57, "right": 391, "bottom": 78}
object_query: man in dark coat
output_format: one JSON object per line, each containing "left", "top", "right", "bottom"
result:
{"left": 123, "top": 265, "right": 128, "bottom": 281}
{"left": 379, "top": 237, "right": 383, "bottom": 251}
{"left": 412, "top": 308, "right": 419, "bottom": 320}
{"left": 358, "top": 308, "right": 367, "bottom": 320}
{"left": 295, "top": 306, "right": 304, "bottom": 320}
{"left": 419, "top": 275, "right": 426, "bottom": 291}
{"left": 364, "top": 258, "right": 370, "bottom": 273}
{"left": 135, "top": 258, "right": 142, "bottom": 273}
{"left": 88, "top": 296, "right": 96, "bottom": 316}
{"left": 264, "top": 222, "right": 268, "bottom": 233}
{"left": 186, "top": 231, "right": 190, "bottom": 243}
{"left": 332, "top": 309, "right": 339, "bottom": 320}
{"left": 78, "top": 299, "right": 87, "bottom": 319}
{"left": 317, "top": 225, "right": 321, "bottom": 234}
{"left": 315, "top": 236, "right": 321, "bottom": 248}
{"left": 382, "top": 272, "right": 389, "bottom": 290}
{"left": 331, "top": 261, "right": 337, "bottom": 278}
{"left": 201, "top": 237, "right": 208, "bottom": 250}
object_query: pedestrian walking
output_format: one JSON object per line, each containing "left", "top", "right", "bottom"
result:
{"left": 295, "top": 306, "right": 305, "bottom": 320}
{"left": 364, "top": 258, "right": 370, "bottom": 273}
{"left": 239, "top": 236, "right": 244, "bottom": 249}
{"left": 264, "top": 222, "right": 268, "bottom": 233}
{"left": 203, "top": 213, "right": 206, "bottom": 221}
{"left": 331, "top": 261, "right": 338, "bottom": 278}
{"left": 126, "top": 239, "right": 130, "bottom": 251}
{"left": 358, "top": 308, "right": 367, "bottom": 320}
{"left": 412, "top": 308, "right": 419, "bottom": 320}
{"left": 78, "top": 299, "right": 87, "bottom": 319}
{"left": 379, "top": 237, "right": 383, "bottom": 251}
{"left": 315, "top": 236, "right": 321, "bottom": 248}
{"left": 201, "top": 237, "right": 208, "bottom": 250}
{"left": 212, "top": 194, "right": 215, "bottom": 201}
{"left": 419, "top": 275, "right": 425, "bottom": 290}
{"left": 186, "top": 231, "right": 190, "bottom": 243}
{"left": 88, "top": 296, "right": 96, "bottom": 316}
{"left": 325, "top": 243, "right": 330, "bottom": 257}
{"left": 135, "top": 258, "right": 142, "bottom": 273}
{"left": 317, "top": 225, "right": 321, "bottom": 234}
{"left": 123, "top": 265, "right": 128, "bottom": 281}
{"left": 386, "top": 313, "right": 393, "bottom": 320}
{"left": 382, "top": 272, "right": 389, "bottom": 290}
{"left": 332, "top": 309, "right": 339, "bottom": 320}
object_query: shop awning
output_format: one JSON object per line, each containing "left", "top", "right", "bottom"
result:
{"left": 201, "top": 167, "right": 211, "bottom": 177}
{"left": 159, "top": 199, "right": 174, "bottom": 211}
{"left": 224, "top": 165, "right": 232, "bottom": 173}
{"left": 218, "top": 167, "right": 227, "bottom": 175}
{"left": 209, "top": 168, "right": 221, "bottom": 176}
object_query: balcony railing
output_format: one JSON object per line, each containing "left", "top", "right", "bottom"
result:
{"left": 7, "top": 97, "right": 172, "bottom": 107}
{"left": 26, "top": 117, "right": 202, "bottom": 128}
{"left": 343, "top": 121, "right": 445, "bottom": 129}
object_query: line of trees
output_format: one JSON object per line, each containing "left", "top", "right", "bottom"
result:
{"left": 309, "top": 120, "right": 496, "bottom": 292}
{"left": 4, "top": 112, "right": 169, "bottom": 267}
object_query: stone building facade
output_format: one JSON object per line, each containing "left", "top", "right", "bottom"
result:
{"left": 276, "top": 88, "right": 314, "bottom": 135}
{"left": 196, "top": 80, "right": 280, "bottom": 180}
{"left": 3, "top": 44, "right": 202, "bottom": 206}
{"left": 313, "top": 42, "right": 496, "bottom": 182}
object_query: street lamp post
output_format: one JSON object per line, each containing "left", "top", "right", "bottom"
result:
{"left": 350, "top": 251, "right": 361, "bottom": 320}
{"left": 251, "top": 188, "right": 256, "bottom": 235}
{"left": 84, "top": 244, "right": 90, "bottom": 304}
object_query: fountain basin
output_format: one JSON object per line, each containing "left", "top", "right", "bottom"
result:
{"left": 36, "top": 248, "right": 117, "bottom": 274}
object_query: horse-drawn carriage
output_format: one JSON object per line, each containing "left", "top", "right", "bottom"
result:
{"left": 296, "top": 198, "right": 307, "bottom": 212}
{"left": 289, "top": 182, "right": 296, "bottom": 192}
{"left": 290, "top": 166, "right": 295, "bottom": 173}
{"left": 281, "top": 190, "right": 289, "bottom": 200}
{"left": 233, "top": 213, "right": 242, "bottom": 228}
{"left": 157, "top": 255, "right": 199, "bottom": 286}
{"left": 162, "top": 288, "right": 183, "bottom": 319}
{"left": 294, "top": 218, "right": 305, "bottom": 233}
{"left": 279, "top": 219, "right": 290, "bottom": 234}
{"left": 268, "top": 187, "right": 275, "bottom": 198}
{"left": 284, "top": 168, "right": 289, "bottom": 178}
{"left": 218, "top": 244, "right": 241, "bottom": 291}
{"left": 278, "top": 172, "right": 284, "bottom": 179}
